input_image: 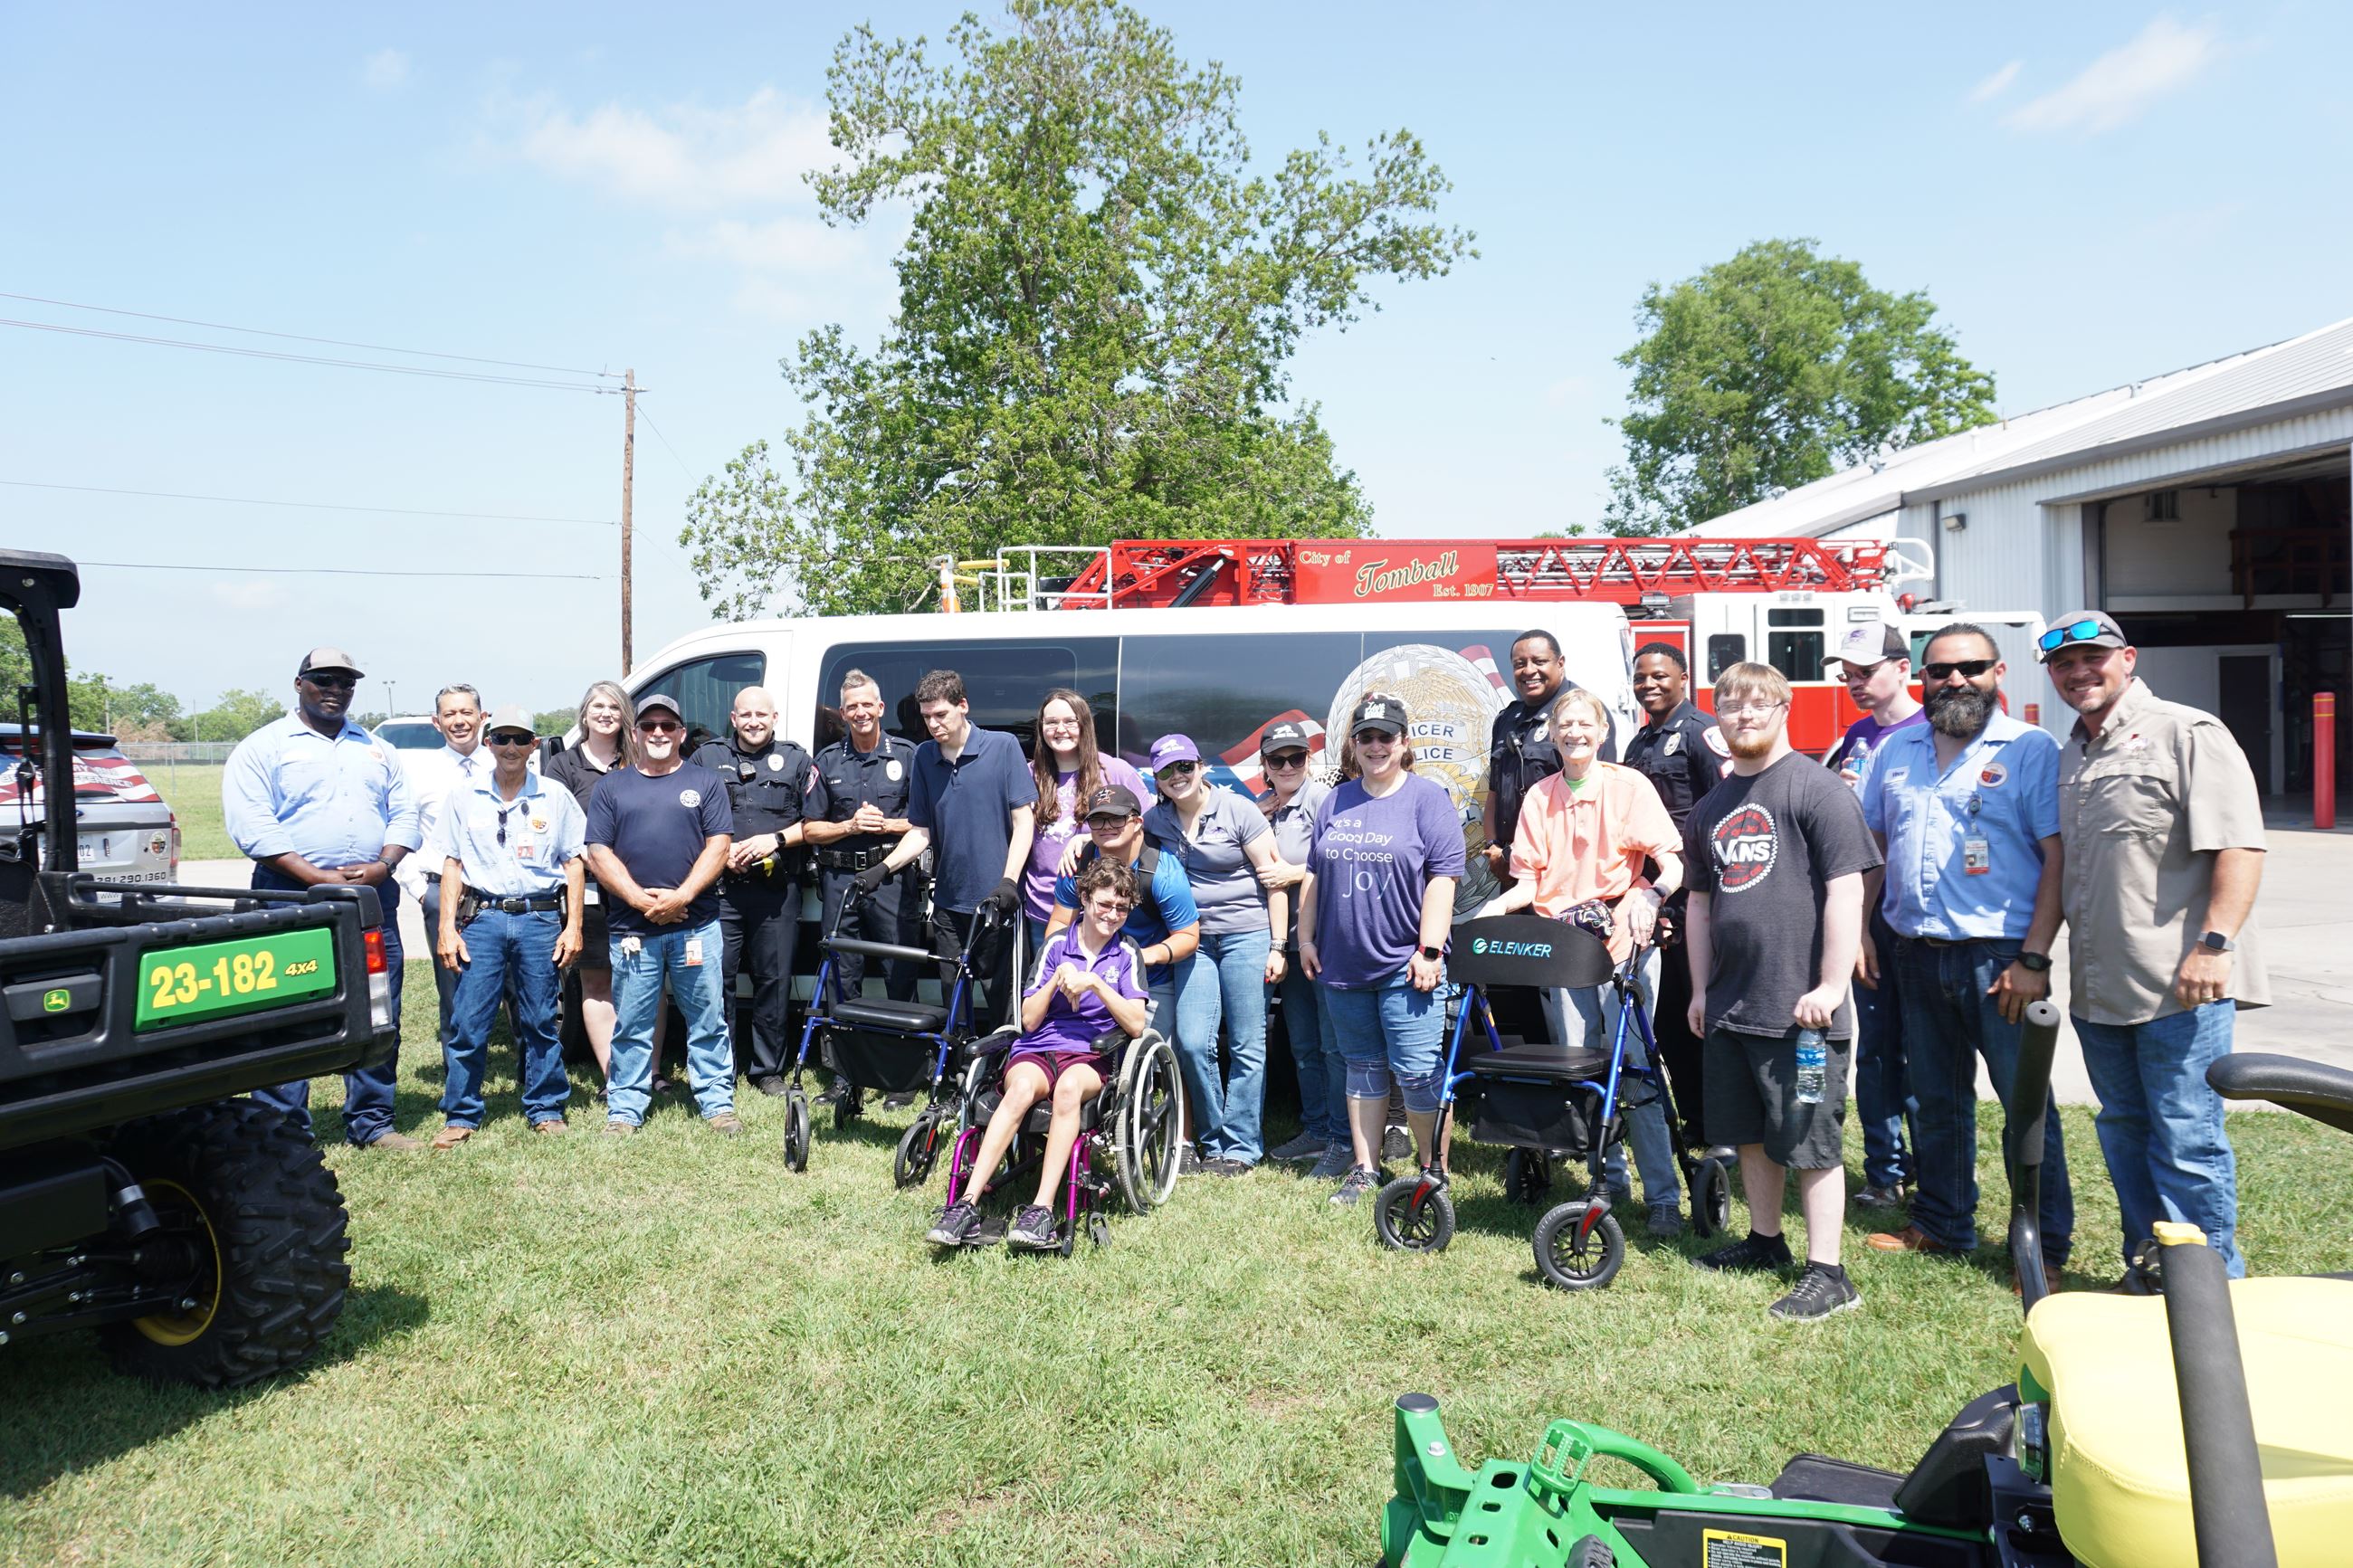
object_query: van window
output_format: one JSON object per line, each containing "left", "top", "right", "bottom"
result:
{"left": 1119, "top": 632, "right": 1368, "bottom": 776}
{"left": 814, "top": 640, "right": 1118, "bottom": 753}
{"left": 1706, "top": 633, "right": 1746, "bottom": 680}
{"left": 1766, "top": 631, "right": 1825, "bottom": 681}
{"left": 635, "top": 651, "right": 766, "bottom": 755}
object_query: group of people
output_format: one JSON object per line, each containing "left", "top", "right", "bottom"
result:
{"left": 227, "top": 610, "right": 2268, "bottom": 1309}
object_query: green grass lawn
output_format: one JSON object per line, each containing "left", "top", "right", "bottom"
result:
{"left": 141, "top": 760, "right": 233, "bottom": 860}
{"left": 5, "top": 968, "right": 2348, "bottom": 1566}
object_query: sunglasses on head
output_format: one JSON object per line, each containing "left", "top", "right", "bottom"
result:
{"left": 2038, "top": 618, "right": 2110, "bottom": 653}
{"left": 639, "top": 718, "right": 681, "bottom": 734}
{"left": 1923, "top": 659, "right": 1996, "bottom": 681}
{"left": 1262, "top": 751, "right": 1308, "bottom": 770}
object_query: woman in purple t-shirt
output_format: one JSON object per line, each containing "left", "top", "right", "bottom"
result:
{"left": 1298, "top": 695, "right": 1465, "bottom": 1207}
{"left": 1021, "top": 689, "right": 1148, "bottom": 955}
{"left": 927, "top": 860, "right": 1150, "bottom": 1253}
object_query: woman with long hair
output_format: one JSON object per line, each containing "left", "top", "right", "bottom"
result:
{"left": 1021, "top": 688, "right": 1147, "bottom": 958}
{"left": 543, "top": 680, "right": 637, "bottom": 1081}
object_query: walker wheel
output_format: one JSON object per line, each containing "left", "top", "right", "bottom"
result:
{"left": 1503, "top": 1148, "right": 1553, "bottom": 1205}
{"left": 1373, "top": 1175, "right": 1456, "bottom": 1253}
{"left": 782, "top": 1092, "right": 811, "bottom": 1173}
{"left": 1533, "top": 1200, "right": 1624, "bottom": 1290}
{"left": 1692, "top": 1154, "right": 1732, "bottom": 1239}
{"left": 893, "top": 1109, "right": 940, "bottom": 1188}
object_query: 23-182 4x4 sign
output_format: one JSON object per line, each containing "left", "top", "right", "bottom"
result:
{"left": 134, "top": 927, "right": 338, "bottom": 1031}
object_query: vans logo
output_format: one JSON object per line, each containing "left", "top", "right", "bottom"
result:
{"left": 1711, "top": 803, "right": 1778, "bottom": 892}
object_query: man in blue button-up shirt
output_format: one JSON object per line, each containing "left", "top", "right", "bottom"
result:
{"left": 428, "top": 706, "right": 586, "bottom": 1148}
{"left": 224, "top": 646, "right": 421, "bottom": 1149}
{"left": 1856, "top": 624, "right": 2072, "bottom": 1282}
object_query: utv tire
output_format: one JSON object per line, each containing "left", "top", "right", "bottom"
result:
{"left": 99, "top": 1099, "right": 351, "bottom": 1389}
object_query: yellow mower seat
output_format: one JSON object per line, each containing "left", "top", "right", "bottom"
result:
{"left": 2020, "top": 1277, "right": 2353, "bottom": 1567}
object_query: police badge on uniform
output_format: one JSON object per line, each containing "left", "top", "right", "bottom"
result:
{"left": 769, "top": 754, "right": 785, "bottom": 771}
{"left": 886, "top": 759, "right": 902, "bottom": 781}
{"left": 1663, "top": 733, "right": 1683, "bottom": 756}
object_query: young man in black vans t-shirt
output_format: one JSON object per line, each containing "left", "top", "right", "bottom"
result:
{"left": 1682, "top": 662, "right": 1880, "bottom": 1322}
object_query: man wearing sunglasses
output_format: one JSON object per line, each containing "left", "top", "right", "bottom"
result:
{"left": 226, "top": 646, "right": 421, "bottom": 1149}
{"left": 1043, "top": 784, "right": 1201, "bottom": 1040}
{"left": 2044, "top": 609, "right": 2267, "bottom": 1282}
{"left": 1856, "top": 623, "right": 2072, "bottom": 1290}
{"left": 427, "top": 707, "right": 586, "bottom": 1148}
{"left": 584, "top": 692, "right": 742, "bottom": 1136}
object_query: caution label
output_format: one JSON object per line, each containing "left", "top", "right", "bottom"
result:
{"left": 1702, "top": 1529, "right": 1787, "bottom": 1568}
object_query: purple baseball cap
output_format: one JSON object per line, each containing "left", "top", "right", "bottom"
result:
{"left": 1148, "top": 733, "right": 1202, "bottom": 771}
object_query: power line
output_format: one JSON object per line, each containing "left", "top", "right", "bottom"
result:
{"left": 635, "top": 403, "right": 700, "bottom": 483}
{"left": 0, "top": 318, "right": 616, "bottom": 393}
{"left": 2, "top": 478, "right": 617, "bottom": 527}
{"left": 81, "top": 560, "right": 606, "bottom": 582}
{"left": 0, "top": 290, "right": 620, "bottom": 380}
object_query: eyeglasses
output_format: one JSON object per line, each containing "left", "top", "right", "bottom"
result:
{"left": 1262, "top": 752, "right": 1308, "bottom": 771}
{"left": 1352, "top": 728, "right": 1399, "bottom": 746}
{"left": 1088, "top": 899, "right": 1133, "bottom": 916}
{"left": 1159, "top": 760, "right": 1200, "bottom": 775}
{"left": 1040, "top": 717, "right": 1081, "bottom": 730}
{"left": 1922, "top": 660, "right": 1996, "bottom": 681}
{"left": 488, "top": 734, "right": 535, "bottom": 747}
{"left": 302, "top": 673, "right": 357, "bottom": 691}
{"left": 639, "top": 719, "right": 681, "bottom": 734}
{"left": 2038, "top": 618, "right": 2111, "bottom": 653}
{"left": 1717, "top": 699, "right": 1785, "bottom": 717}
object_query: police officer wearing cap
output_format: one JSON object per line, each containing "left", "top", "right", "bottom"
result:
{"left": 224, "top": 646, "right": 420, "bottom": 1149}
{"left": 691, "top": 685, "right": 827, "bottom": 1096}
{"left": 1482, "top": 629, "right": 1615, "bottom": 887}
{"left": 805, "top": 669, "right": 924, "bottom": 1009}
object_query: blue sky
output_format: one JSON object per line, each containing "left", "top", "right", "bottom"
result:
{"left": 5, "top": 3, "right": 2346, "bottom": 717}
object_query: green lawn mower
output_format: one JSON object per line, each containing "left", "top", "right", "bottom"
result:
{"left": 1380, "top": 1000, "right": 2353, "bottom": 1567}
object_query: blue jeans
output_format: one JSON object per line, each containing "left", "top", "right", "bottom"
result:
{"left": 1171, "top": 929, "right": 1272, "bottom": 1164}
{"left": 1853, "top": 912, "right": 1917, "bottom": 1190}
{"left": 250, "top": 865, "right": 404, "bottom": 1146}
{"left": 1324, "top": 967, "right": 1444, "bottom": 1116}
{"left": 441, "top": 907, "right": 571, "bottom": 1128}
{"left": 2073, "top": 1003, "right": 2243, "bottom": 1278}
{"left": 606, "top": 920, "right": 733, "bottom": 1125}
{"left": 1894, "top": 937, "right": 2072, "bottom": 1260}
{"left": 1546, "top": 951, "right": 1681, "bottom": 1210}
{"left": 1276, "top": 962, "right": 1346, "bottom": 1144}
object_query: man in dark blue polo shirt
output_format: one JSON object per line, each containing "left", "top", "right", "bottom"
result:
{"left": 855, "top": 669, "right": 1034, "bottom": 1030}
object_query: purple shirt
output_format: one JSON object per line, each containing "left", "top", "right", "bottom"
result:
{"left": 1307, "top": 774, "right": 1466, "bottom": 989}
{"left": 1825, "top": 708, "right": 1928, "bottom": 791}
{"left": 1023, "top": 755, "right": 1149, "bottom": 921}
{"left": 1016, "top": 927, "right": 1149, "bottom": 1054}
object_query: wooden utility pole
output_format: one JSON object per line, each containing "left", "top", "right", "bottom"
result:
{"left": 620, "top": 367, "right": 636, "bottom": 674}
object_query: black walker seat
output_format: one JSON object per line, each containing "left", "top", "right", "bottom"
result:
{"left": 829, "top": 998, "right": 950, "bottom": 1035}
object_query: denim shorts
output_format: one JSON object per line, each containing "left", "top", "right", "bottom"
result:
{"left": 1321, "top": 966, "right": 1445, "bottom": 1114}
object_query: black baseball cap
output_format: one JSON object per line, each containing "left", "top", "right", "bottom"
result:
{"left": 297, "top": 646, "right": 364, "bottom": 679}
{"left": 635, "top": 692, "right": 684, "bottom": 722}
{"left": 1349, "top": 696, "right": 1407, "bottom": 737}
{"left": 1259, "top": 719, "right": 1311, "bottom": 755}
{"left": 1085, "top": 784, "right": 1142, "bottom": 819}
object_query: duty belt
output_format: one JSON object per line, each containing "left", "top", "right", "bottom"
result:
{"left": 815, "top": 847, "right": 887, "bottom": 872}
{"left": 461, "top": 886, "right": 566, "bottom": 916}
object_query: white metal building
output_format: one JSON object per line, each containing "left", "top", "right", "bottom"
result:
{"left": 1686, "top": 318, "right": 2353, "bottom": 796}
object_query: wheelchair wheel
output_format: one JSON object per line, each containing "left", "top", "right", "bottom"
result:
{"left": 893, "top": 1109, "right": 941, "bottom": 1189}
{"left": 1533, "top": 1201, "right": 1624, "bottom": 1291}
{"left": 1503, "top": 1148, "right": 1552, "bottom": 1205}
{"left": 1691, "top": 1154, "right": 1732, "bottom": 1239}
{"left": 782, "top": 1091, "right": 811, "bottom": 1173}
{"left": 1116, "top": 1033, "right": 1182, "bottom": 1214}
{"left": 1374, "top": 1175, "right": 1455, "bottom": 1253}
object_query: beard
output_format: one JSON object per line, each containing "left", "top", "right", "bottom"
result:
{"left": 1725, "top": 726, "right": 1777, "bottom": 759}
{"left": 1928, "top": 684, "right": 1996, "bottom": 737}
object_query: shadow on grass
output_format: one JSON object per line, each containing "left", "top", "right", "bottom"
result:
{"left": 0, "top": 1281, "right": 430, "bottom": 1498}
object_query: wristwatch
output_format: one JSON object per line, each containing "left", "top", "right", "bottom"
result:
{"left": 2198, "top": 930, "right": 2235, "bottom": 954}
{"left": 1416, "top": 945, "right": 1443, "bottom": 962}
{"left": 2016, "top": 951, "right": 2051, "bottom": 973}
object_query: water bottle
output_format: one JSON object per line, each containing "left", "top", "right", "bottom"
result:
{"left": 1795, "top": 1029, "right": 1827, "bottom": 1107}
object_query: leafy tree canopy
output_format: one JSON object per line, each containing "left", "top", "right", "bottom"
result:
{"left": 181, "top": 689, "right": 285, "bottom": 746}
{"left": 1604, "top": 238, "right": 1997, "bottom": 536}
{"left": 533, "top": 708, "right": 577, "bottom": 737}
{"left": 683, "top": 0, "right": 1472, "bottom": 617}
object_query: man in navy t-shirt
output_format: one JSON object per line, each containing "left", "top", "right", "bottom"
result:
{"left": 585, "top": 692, "right": 738, "bottom": 1135}
{"left": 856, "top": 669, "right": 1035, "bottom": 1030}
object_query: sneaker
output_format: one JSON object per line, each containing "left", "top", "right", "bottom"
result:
{"left": 1178, "top": 1145, "right": 1205, "bottom": 1176}
{"left": 1695, "top": 1231, "right": 1793, "bottom": 1273}
{"left": 1005, "top": 1204, "right": 1059, "bottom": 1250}
{"left": 1769, "top": 1262, "right": 1862, "bottom": 1322}
{"left": 1381, "top": 1125, "right": 1412, "bottom": 1162}
{"left": 881, "top": 1092, "right": 918, "bottom": 1111}
{"left": 705, "top": 1112, "right": 746, "bottom": 1136}
{"left": 1267, "top": 1131, "right": 1329, "bottom": 1164}
{"left": 1645, "top": 1201, "right": 1684, "bottom": 1239}
{"left": 1853, "top": 1182, "right": 1907, "bottom": 1211}
{"left": 754, "top": 1077, "right": 790, "bottom": 1098}
{"left": 602, "top": 1118, "right": 638, "bottom": 1137}
{"left": 926, "top": 1201, "right": 982, "bottom": 1247}
{"left": 1865, "top": 1222, "right": 1955, "bottom": 1256}
{"left": 1306, "top": 1145, "right": 1354, "bottom": 1182}
{"left": 1202, "top": 1156, "right": 1253, "bottom": 1178}
{"left": 1329, "top": 1165, "right": 1381, "bottom": 1207}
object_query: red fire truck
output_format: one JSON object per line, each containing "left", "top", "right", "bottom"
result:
{"left": 972, "top": 537, "right": 2053, "bottom": 757}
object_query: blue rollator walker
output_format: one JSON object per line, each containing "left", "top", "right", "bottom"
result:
{"left": 779, "top": 890, "right": 1009, "bottom": 1184}
{"left": 1371, "top": 915, "right": 1735, "bottom": 1290}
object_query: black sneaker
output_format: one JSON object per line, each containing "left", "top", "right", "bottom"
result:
{"left": 1695, "top": 1230, "right": 1794, "bottom": 1273}
{"left": 816, "top": 1079, "right": 848, "bottom": 1107}
{"left": 1005, "top": 1204, "right": 1059, "bottom": 1251}
{"left": 1330, "top": 1165, "right": 1381, "bottom": 1207}
{"left": 1381, "top": 1125, "right": 1412, "bottom": 1162}
{"left": 926, "top": 1201, "right": 982, "bottom": 1247}
{"left": 1178, "top": 1145, "right": 1205, "bottom": 1176}
{"left": 1769, "top": 1262, "right": 1862, "bottom": 1322}
{"left": 1202, "top": 1156, "right": 1253, "bottom": 1178}
{"left": 754, "top": 1077, "right": 790, "bottom": 1098}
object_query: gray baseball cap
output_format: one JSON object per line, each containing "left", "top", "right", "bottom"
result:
{"left": 2037, "top": 610, "right": 2128, "bottom": 661}
{"left": 297, "top": 645, "right": 365, "bottom": 679}
{"left": 634, "top": 692, "right": 683, "bottom": 722}
{"left": 1824, "top": 622, "right": 1907, "bottom": 668}
{"left": 483, "top": 704, "right": 538, "bottom": 739}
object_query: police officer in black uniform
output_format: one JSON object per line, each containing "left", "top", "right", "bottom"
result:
{"left": 1619, "top": 640, "right": 1729, "bottom": 1148}
{"left": 691, "top": 684, "right": 826, "bottom": 1096}
{"left": 805, "top": 669, "right": 925, "bottom": 1010}
{"left": 1481, "top": 628, "right": 1615, "bottom": 887}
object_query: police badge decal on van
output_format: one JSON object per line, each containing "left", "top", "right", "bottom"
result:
{"left": 1711, "top": 803, "right": 1777, "bottom": 892}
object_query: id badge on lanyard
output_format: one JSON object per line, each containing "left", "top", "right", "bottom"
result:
{"left": 1962, "top": 793, "right": 1990, "bottom": 875}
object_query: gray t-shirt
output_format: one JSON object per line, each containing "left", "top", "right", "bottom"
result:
{"left": 1266, "top": 778, "right": 1329, "bottom": 953}
{"left": 1683, "top": 753, "right": 1881, "bottom": 1040}
{"left": 1145, "top": 786, "right": 1272, "bottom": 937}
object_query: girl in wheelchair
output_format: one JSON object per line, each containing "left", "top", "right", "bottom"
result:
{"left": 926, "top": 859, "right": 1151, "bottom": 1250}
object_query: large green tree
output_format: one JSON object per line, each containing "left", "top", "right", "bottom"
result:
{"left": 682, "top": 0, "right": 1472, "bottom": 618}
{"left": 1604, "top": 238, "right": 1997, "bottom": 536}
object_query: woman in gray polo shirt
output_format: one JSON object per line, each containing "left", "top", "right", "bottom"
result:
{"left": 1144, "top": 732, "right": 1288, "bottom": 1174}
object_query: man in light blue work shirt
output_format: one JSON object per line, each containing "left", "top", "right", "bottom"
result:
{"left": 429, "top": 707, "right": 586, "bottom": 1148}
{"left": 1856, "top": 623, "right": 2072, "bottom": 1285}
{"left": 224, "top": 646, "right": 421, "bottom": 1149}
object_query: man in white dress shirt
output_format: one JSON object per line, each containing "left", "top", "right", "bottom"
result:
{"left": 399, "top": 683, "right": 488, "bottom": 1055}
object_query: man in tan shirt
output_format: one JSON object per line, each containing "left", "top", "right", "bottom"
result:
{"left": 2046, "top": 610, "right": 2266, "bottom": 1280}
